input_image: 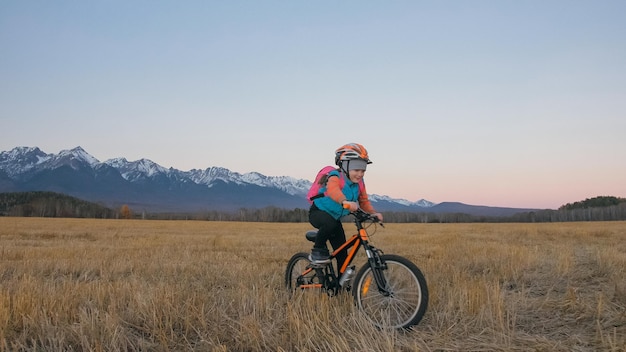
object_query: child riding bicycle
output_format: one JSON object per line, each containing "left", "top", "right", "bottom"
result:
{"left": 308, "top": 143, "right": 383, "bottom": 267}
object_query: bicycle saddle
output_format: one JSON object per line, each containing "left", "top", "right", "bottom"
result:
{"left": 305, "top": 230, "right": 317, "bottom": 242}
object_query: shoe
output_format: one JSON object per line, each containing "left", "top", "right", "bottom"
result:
{"left": 309, "top": 248, "right": 331, "bottom": 264}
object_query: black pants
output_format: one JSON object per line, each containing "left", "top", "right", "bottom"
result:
{"left": 309, "top": 204, "right": 347, "bottom": 270}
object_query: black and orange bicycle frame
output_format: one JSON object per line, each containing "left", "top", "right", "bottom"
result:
{"left": 298, "top": 216, "right": 384, "bottom": 291}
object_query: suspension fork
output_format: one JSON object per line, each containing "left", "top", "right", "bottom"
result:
{"left": 355, "top": 221, "right": 391, "bottom": 295}
{"left": 363, "top": 242, "right": 391, "bottom": 296}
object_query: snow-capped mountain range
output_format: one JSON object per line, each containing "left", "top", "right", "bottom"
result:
{"left": 0, "top": 146, "right": 438, "bottom": 212}
{"left": 0, "top": 146, "right": 539, "bottom": 215}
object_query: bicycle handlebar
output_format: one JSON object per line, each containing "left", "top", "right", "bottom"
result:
{"left": 343, "top": 203, "right": 384, "bottom": 227}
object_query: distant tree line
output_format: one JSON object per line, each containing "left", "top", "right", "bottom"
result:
{"left": 144, "top": 207, "right": 310, "bottom": 222}
{"left": 0, "top": 192, "right": 116, "bottom": 218}
{"left": 559, "top": 196, "right": 626, "bottom": 210}
{"left": 143, "top": 203, "right": 626, "bottom": 223}
{"left": 2, "top": 192, "right": 625, "bottom": 222}
{"left": 379, "top": 196, "right": 626, "bottom": 222}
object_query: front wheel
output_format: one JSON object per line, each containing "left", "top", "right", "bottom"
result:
{"left": 353, "top": 254, "right": 428, "bottom": 329}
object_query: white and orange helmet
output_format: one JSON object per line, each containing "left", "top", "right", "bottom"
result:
{"left": 334, "top": 143, "right": 372, "bottom": 172}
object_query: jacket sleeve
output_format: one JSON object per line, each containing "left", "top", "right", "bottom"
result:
{"left": 358, "top": 184, "right": 377, "bottom": 214}
{"left": 325, "top": 175, "right": 347, "bottom": 204}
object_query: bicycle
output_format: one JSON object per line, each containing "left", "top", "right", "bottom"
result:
{"left": 285, "top": 208, "right": 429, "bottom": 329}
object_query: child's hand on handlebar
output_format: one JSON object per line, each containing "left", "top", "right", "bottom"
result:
{"left": 342, "top": 201, "right": 359, "bottom": 212}
{"left": 372, "top": 212, "right": 384, "bottom": 223}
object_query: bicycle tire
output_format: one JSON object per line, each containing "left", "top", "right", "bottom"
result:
{"left": 285, "top": 252, "right": 317, "bottom": 291}
{"left": 352, "top": 254, "right": 428, "bottom": 329}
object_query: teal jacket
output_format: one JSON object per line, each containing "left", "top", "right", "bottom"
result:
{"left": 313, "top": 170, "right": 361, "bottom": 220}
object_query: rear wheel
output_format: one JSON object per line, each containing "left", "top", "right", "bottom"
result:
{"left": 352, "top": 254, "right": 428, "bottom": 329}
{"left": 285, "top": 252, "right": 317, "bottom": 291}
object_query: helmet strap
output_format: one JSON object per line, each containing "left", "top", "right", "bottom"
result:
{"left": 339, "top": 160, "right": 349, "bottom": 175}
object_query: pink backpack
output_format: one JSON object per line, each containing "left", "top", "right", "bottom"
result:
{"left": 306, "top": 166, "right": 365, "bottom": 204}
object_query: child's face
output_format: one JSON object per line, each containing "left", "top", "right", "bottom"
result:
{"left": 348, "top": 169, "right": 366, "bottom": 183}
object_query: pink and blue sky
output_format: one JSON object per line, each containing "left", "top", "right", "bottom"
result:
{"left": 2, "top": 1, "right": 625, "bottom": 209}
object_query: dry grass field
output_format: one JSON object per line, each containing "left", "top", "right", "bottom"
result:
{"left": 0, "top": 217, "right": 624, "bottom": 351}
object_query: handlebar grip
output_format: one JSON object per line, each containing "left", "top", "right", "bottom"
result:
{"left": 343, "top": 202, "right": 351, "bottom": 209}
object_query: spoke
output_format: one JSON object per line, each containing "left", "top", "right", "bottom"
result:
{"left": 357, "top": 260, "right": 425, "bottom": 329}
